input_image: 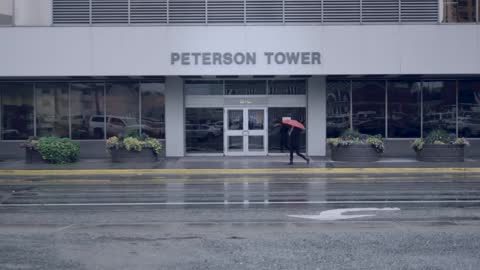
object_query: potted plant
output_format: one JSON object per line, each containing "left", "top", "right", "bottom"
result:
{"left": 21, "top": 136, "right": 80, "bottom": 164}
{"left": 327, "top": 129, "right": 384, "bottom": 162}
{"left": 106, "top": 133, "right": 162, "bottom": 163}
{"left": 411, "top": 129, "right": 469, "bottom": 162}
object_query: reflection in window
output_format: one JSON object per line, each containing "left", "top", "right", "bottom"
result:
{"left": 459, "top": 80, "right": 480, "bottom": 138}
{"left": 443, "top": 0, "right": 477, "bottom": 23}
{"left": 268, "top": 80, "right": 306, "bottom": 95}
{"left": 35, "top": 83, "right": 69, "bottom": 137}
{"left": 225, "top": 80, "right": 266, "bottom": 95}
{"left": 248, "top": 109, "right": 264, "bottom": 130}
{"left": 185, "top": 80, "right": 223, "bottom": 95}
{"left": 268, "top": 108, "right": 306, "bottom": 153}
{"left": 1, "top": 83, "right": 34, "bottom": 140}
{"left": 141, "top": 82, "right": 165, "bottom": 139}
{"left": 71, "top": 82, "right": 105, "bottom": 139}
{"left": 105, "top": 82, "right": 140, "bottom": 138}
{"left": 228, "top": 110, "right": 243, "bottom": 130}
{"left": 0, "top": 0, "right": 13, "bottom": 25}
{"left": 185, "top": 108, "right": 224, "bottom": 153}
{"left": 387, "top": 81, "right": 421, "bottom": 138}
{"left": 422, "top": 81, "right": 457, "bottom": 135}
{"left": 327, "top": 80, "right": 351, "bottom": 138}
{"left": 352, "top": 81, "right": 385, "bottom": 136}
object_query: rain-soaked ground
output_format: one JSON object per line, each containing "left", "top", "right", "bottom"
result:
{"left": 1, "top": 174, "right": 480, "bottom": 270}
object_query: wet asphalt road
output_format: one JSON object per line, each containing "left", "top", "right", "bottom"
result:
{"left": 1, "top": 175, "right": 480, "bottom": 270}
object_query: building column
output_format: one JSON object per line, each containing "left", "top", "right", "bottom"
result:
{"left": 307, "top": 76, "right": 326, "bottom": 156}
{"left": 165, "top": 76, "right": 184, "bottom": 157}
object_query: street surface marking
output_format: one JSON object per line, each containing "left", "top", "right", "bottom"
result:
{"left": 288, "top": 207, "right": 401, "bottom": 221}
{"left": 0, "top": 201, "right": 479, "bottom": 207}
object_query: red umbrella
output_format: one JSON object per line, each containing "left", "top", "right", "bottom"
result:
{"left": 282, "top": 119, "right": 305, "bottom": 130}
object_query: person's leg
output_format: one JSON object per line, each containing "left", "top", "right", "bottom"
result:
{"left": 296, "top": 148, "right": 310, "bottom": 163}
{"left": 289, "top": 147, "right": 294, "bottom": 164}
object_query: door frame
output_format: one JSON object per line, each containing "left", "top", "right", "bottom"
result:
{"left": 224, "top": 107, "right": 268, "bottom": 156}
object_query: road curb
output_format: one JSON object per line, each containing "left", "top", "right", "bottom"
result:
{"left": 0, "top": 167, "right": 478, "bottom": 176}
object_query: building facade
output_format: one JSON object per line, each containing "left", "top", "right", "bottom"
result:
{"left": 1, "top": 0, "right": 480, "bottom": 159}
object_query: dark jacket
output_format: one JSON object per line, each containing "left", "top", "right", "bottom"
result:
{"left": 289, "top": 127, "right": 301, "bottom": 149}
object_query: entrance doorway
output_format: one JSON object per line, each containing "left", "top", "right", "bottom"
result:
{"left": 224, "top": 107, "right": 267, "bottom": 156}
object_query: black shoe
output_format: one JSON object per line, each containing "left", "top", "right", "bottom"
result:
{"left": 306, "top": 158, "right": 310, "bottom": 164}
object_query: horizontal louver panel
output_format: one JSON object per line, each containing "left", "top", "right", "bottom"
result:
{"left": 285, "top": 0, "right": 322, "bottom": 23}
{"left": 52, "top": 0, "right": 442, "bottom": 25}
{"left": 362, "top": 0, "right": 399, "bottom": 23}
{"left": 53, "top": 0, "right": 90, "bottom": 24}
{"left": 169, "top": 0, "right": 206, "bottom": 24}
{"left": 92, "top": 0, "right": 129, "bottom": 24}
{"left": 207, "top": 0, "right": 244, "bottom": 23}
{"left": 130, "top": 0, "right": 167, "bottom": 24}
{"left": 401, "top": 0, "right": 438, "bottom": 22}
{"left": 323, "top": 0, "right": 360, "bottom": 23}
{"left": 246, "top": 0, "right": 283, "bottom": 23}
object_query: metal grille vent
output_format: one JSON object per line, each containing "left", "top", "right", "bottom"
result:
{"left": 92, "top": 0, "right": 129, "bottom": 24}
{"left": 207, "top": 0, "right": 245, "bottom": 23}
{"left": 169, "top": 0, "right": 206, "bottom": 24}
{"left": 323, "top": 0, "right": 361, "bottom": 23}
{"left": 246, "top": 0, "right": 283, "bottom": 23}
{"left": 362, "top": 0, "right": 399, "bottom": 23}
{"left": 53, "top": 0, "right": 90, "bottom": 24}
{"left": 130, "top": 0, "right": 167, "bottom": 24}
{"left": 285, "top": 0, "right": 322, "bottom": 23}
{"left": 400, "top": 0, "right": 438, "bottom": 22}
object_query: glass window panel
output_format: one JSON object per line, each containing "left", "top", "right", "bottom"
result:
{"left": 225, "top": 80, "right": 266, "bottom": 95}
{"left": 352, "top": 81, "right": 386, "bottom": 136}
{"left": 1, "top": 83, "right": 34, "bottom": 140}
{"left": 184, "top": 80, "right": 223, "bottom": 95}
{"left": 228, "top": 110, "right": 243, "bottom": 130}
{"left": 0, "top": 0, "right": 13, "bottom": 25}
{"left": 249, "top": 136, "right": 264, "bottom": 151}
{"left": 268, "top": 80, "right": 306, "bottom": 95}
{"left": 141, "top": 82, "right": 165, "bottom": 139}
{"left": 228, "top": 136, "right": 243, "bottom": 151}
{"left": 458, "top": 80, "right": 480, "bottom": 138}
{"left": 422, "top": 81, "right": 457, "bottom": 135}
{"left": 443, "top": 0, "right": 477, "bottom": 22}
{"left": 268, "top": 107, "right": 306, "bottom": 153}
{"left": 35, "top": 83, "right": 69, "bottom": 138}
{"left": 248, "top": 109, "right": 264, "bottom": 130}
{"left": 327, "top": 80, "right": 351, "bottom": 138}
{"left": 185, "top": 108, "right": 224, "bottom": 153}
{"left": 387, "top": 81, "right": 422, "bottom": 138}
{"left": 70, "top": 82, "right": 105, "bottom": 140}
{"left": 105, "top": 82, "right": 140, "bottom": 138}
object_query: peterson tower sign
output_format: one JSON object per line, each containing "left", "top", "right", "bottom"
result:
{"left": 171, "top": 52, "right": 321, "bottom": 66}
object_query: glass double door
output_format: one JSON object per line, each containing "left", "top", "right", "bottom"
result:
{"left": 224, "top": 108, "right": 267, "bottom": 156}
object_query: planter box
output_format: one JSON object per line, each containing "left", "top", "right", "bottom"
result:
{"left": 110, "top": 148, "right": 158, "bottom": 163}
{"left": 416, "top": 144, "right": 465, "bottom": 162}
{"left": 25, "top": 148, "right": 46, "bottom": 164}
{"left": 331, "top": 144, "right": 381, "bottom": 162}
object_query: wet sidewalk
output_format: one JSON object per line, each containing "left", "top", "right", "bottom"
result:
{"left": 0, "top": 156, "right": 479, "bottom": 170}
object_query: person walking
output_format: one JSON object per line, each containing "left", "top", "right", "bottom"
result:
{"left": 288, "top": 126, "right": 310, "bottom": 165}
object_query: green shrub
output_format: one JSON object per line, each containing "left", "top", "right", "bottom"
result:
{"left": 106, "top": 134, "right": 163, "bottom": 155}
{"left": 411, "top": 129, "right": 469, "bottom": 152}
{"left": 35, "top": 137, "right": 80, "bottom": 164}
{"left": 327, "top": 129, "right": 384, "bottom": 153}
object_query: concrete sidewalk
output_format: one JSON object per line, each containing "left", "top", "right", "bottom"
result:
{"left": 0, "top": 156, "right": 479, "bottom": 171}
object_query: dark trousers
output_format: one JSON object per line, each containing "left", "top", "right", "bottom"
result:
{"left": 290, "top": 146, "right": 308, "bottom": 162}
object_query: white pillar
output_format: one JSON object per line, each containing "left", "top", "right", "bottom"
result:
{"left": 307, "top": 76, "right": 326, "bottom": 156}
{"left": 165, "top": 76, "right": 184, "bottom": 157}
